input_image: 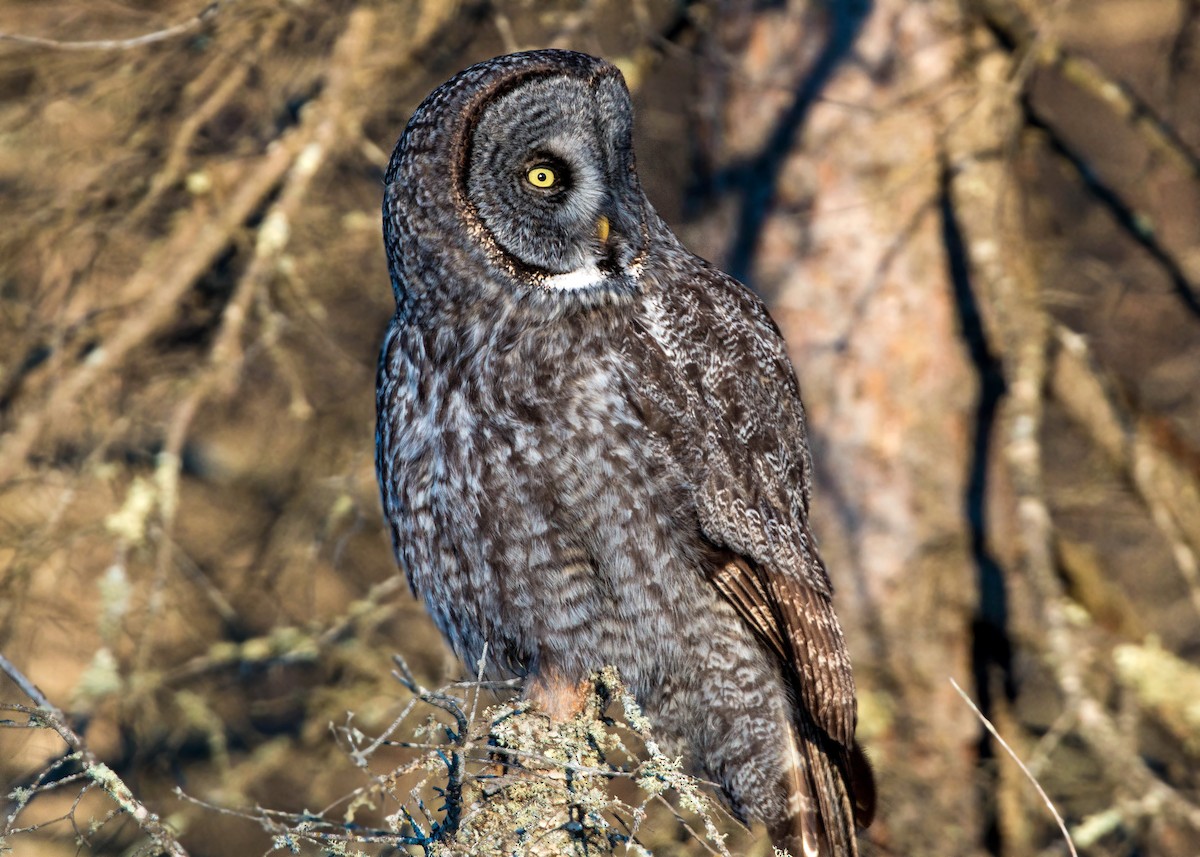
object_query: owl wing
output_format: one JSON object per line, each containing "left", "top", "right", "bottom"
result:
{"left": 711, "top": 551, "right": 857, "bottom": 749}
{"left": 632, "top": 255, "right": 857, "bottom": 751}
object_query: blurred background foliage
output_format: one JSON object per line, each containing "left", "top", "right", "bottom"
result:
{"left": 0, "top": 0, "right": 1198, "bottom": 855}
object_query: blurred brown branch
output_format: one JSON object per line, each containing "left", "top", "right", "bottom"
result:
{"left": 130, "top": 13, "right": 289, "bottom": 223}
{"left": 971, "top": 0, "right": 1200, "bottom": 319}
{"left": 944, "top": 11, "right": 1200, "bottom": 846}
{"left": 976, "top": 0, "right": 1200, "bottom": 180}
{"left": 0, "top": 138, "right": 293, "bottom": 484}
{"left": 1050, "top": 325, "right": 1200, "bottom": 618}
{"left": 0, "top": 8, "right": 375, "bottom": 486}
{"left": 142, "top": 7, "right": 380, "bottom": 672}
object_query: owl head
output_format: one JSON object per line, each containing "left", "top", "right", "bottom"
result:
{"left": 384, "top": 50, "right": 650, "bottom": 317}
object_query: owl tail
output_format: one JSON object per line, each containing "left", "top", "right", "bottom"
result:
{"left": 771, "top": 716, "right": 873, "bottom": 857}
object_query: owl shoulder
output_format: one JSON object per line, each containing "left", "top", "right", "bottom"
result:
{"left": 643, "top": 239, "right": 800, "bottom": 394}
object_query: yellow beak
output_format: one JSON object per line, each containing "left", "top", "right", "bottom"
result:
{"left": 596, "top": 215, "right": 610, "bottom": 243}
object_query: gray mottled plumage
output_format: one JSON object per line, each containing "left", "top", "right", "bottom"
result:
{"left": 376, "top": 49, "right": 874, "bottom": 856}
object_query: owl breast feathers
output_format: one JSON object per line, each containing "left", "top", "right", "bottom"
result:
{"left": 376, "top": 49, "right": 874, "bottom": 856}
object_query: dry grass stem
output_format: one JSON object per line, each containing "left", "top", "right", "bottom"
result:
{"left": 951, "top": 677, "right": 1078, "bottom": 857}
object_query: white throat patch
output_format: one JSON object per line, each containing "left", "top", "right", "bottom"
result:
{"left": 542, "top": 264, "right": 607, "bottom": 291}
{"left": 541, "top": 261, "right": 642, "bottom": 292}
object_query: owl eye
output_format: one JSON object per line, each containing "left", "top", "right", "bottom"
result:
{"left": 526, "top": 166, "right": 557, "bottom": 188}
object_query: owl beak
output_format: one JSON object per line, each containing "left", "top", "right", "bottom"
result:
{"left": 596, "top": 215, "right": 611, "bottom": 244}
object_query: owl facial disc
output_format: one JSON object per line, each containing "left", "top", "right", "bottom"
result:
{"left": 463, "top": 69, "right": 647, "bottom": 296}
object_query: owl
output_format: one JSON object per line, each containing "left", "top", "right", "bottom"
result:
{"left": 376, "top": 50, "right": 875, "bottom": 856}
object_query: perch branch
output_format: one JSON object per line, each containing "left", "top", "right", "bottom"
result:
{"left": 177, "top": 667, "right": 732, "bottom": 855}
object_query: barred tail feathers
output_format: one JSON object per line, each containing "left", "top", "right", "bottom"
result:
{"left": 771, "top": 718, "right": 859, "bottom": 857}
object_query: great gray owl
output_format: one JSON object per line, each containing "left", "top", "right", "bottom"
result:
{"left": 376, "top": 49, "right": 875, "bottom": 856}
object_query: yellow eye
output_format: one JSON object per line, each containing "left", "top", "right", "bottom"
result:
{"left": 526, "top": 166, "right": 557, "bottom": 188}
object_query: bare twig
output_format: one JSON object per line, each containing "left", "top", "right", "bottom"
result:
{"left": 391, "top": 653, "right": 469, "bottom": 739}
{"left": 0, "top": 652, "right": 50, "bottom": 707}
{"left": 0, "top": 653, "right": 191, "bottom": 856}
{"left": 0, "top": 2, "right": 226, "bottom": 51}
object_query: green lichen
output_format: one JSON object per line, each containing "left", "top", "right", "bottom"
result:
{"left": 423, "top": 668, "right": 733, "bottom": 857}
{"left": 1114, "top": 636, "right": 1200, "bottom": 751}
